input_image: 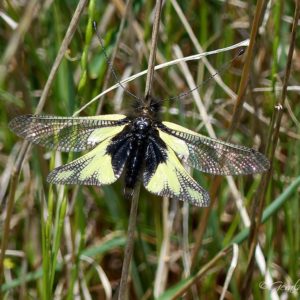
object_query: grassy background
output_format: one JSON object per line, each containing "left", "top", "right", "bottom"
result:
{"left": 1, "top": 0, "right": 300, "bottom": 299}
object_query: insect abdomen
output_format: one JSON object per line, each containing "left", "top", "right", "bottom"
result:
{"left": 124, "top": 140, "right": 146, "bottom": 199}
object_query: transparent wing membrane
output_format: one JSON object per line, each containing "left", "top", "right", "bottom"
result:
{"left": 160, "top": 121, "right": 270, "bottom": 176}
{"left": 9, "top": 114, "right": 129, "bottom": 152}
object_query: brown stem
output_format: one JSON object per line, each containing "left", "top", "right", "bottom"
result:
{"left": 116, "top": 1, "right": 163, "bottom": 299}
{"left": 0, "top": 0, "right": 88, "bottom": 290}
{"left": 144, "top": 0, "right": 163, "bottom": 103}
{"left": 170, "top": 246, "right": 233, "bottom": 300}
{"left": 117, "top": 184, "right": 141, "bottom": 300}
{"left": 0, "top": 141, "right": 29, "bottom": 287}
{"left": 190, "top": 0, "right": 267, "bottom": 272}
{"left": 96, "top": 0, "right": 133, "bottom": 115}
{"left": 241, "top": 0, "right": 300, "bottom": 297}
{"left": 0, "top": 0, "right": 40, "bottom": 85}
{"left": 191, "top": 176, "right": 222, "bottom": 266}
{"left": 227, "top": 0, "right": 267, "bottom": 140}
{"left": 36, "top": 0, "right": 88, "bottom": 114}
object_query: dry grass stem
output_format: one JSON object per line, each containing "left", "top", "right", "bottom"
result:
{"left": 117, "top": 1, "right": 163, "bottom": 298}
{"left": 168, "top": 246, "right": 233, "bottom": 300}
{"left": 0, "top": 0, "right": 40, "bottom": 84}
{"left": 190, "top": 0, "right": 266, "bottom": 268}
{"left": 74, "top": 39, "right": 248, "bottom": 116}
{"left": 0, "top": 0, "right": 88, "bottom": 290}
{"left": 96, "top": 0, "right": 133, "bottom": 115}
{"left": 227, "top": 0, "right": 267, "bottom": 139}
{"left": 242, "top": 0, "right": 300, "bottom": 296}
{"left": 117, "top": 183, "right": 140, "bottom": 299}
{"left": 144, "top": 0, "right": 163, "bottom": 100}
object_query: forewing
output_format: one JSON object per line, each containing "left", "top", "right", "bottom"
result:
{"left": 159, "top": 121, "right": 270, "bottom": 175}
{"left": 143, "top": 142, "right": 210, "bottom": 207}
{"left": 47, "top": 136, "right": 124, "bottom": 186}
{"left": 9, "top": 114, "right": 129, "bottom": 152}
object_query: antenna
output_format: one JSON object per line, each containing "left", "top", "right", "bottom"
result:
{"left": 163, "top": 48, "right": 245, "bottom": 103}
{"left": 92, "top": 21, "right": 141, "bottom": 102}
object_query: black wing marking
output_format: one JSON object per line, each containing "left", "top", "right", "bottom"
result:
{"left": 9, "top": 114, "right": 129, "bottom": 152}
{"left": 159, "top": 121, "right": 270, "bottom": 176}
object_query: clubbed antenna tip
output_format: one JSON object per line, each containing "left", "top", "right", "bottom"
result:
{"left": 238, "top": 47, "right": 246, "bottom": 56}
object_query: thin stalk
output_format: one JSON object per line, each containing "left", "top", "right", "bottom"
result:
{"left": 50, "top": 195, "right": 68, "bottom": 295}
{"left": 227, "top": 0, "right": 266, "bottom": 139}
{"left": 117, "top": 1, "right": 163, "bottom": 298}
{"left": 0, "top": 0, "right": 40, "bottom": 85}
{"left": 0, "top": 0, "right": 88, "bottom": 291}
{"left": 190, "top": 0, "right": 267, "bottom": 270}
{"left": 144, "top": 0, "right": 163, "bottom": 102}
{"left": 157, "top": 173, "right": 300, "bottom": 300}
{"left": 2, "top": 175, "right": 299, "bottom": 294}
{"left": 36, "top": 0, "right": 88, "bottom": 114}
{"left": 74, "top": 39, "right": 248, "bottom": 116}
{"left": 78, "top": 0, "right": 96, "bottom": 93}
{"left": 0, "top": 141, "right": 29, "bottom": 288}
{"left": 117, "top": 184, "right": 141, "bottom": 299}
{"left": 96, "top": 0, "right": 133, "bottom": 115}
{"left": 41, "top": 156, "right": 55, "bottom": 300}
{"left": 241, "top": 0, "right": 300, "bottom": 297}
{"left": 264, "top": 0, "right": 282, "bottom": 160}
{"left": 190, "top": 176, "right": 222, "bottom": 267}
{"left": 160, "top": 246, "right": 233, "bottom": 300}
{"left": 231, "top": 176, "right": 300, "bottom": 245}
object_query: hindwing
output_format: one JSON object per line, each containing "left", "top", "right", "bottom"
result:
{"left": 47, "top": 131, "right": 126, "bottom": 186}
{"left": 143, "top": 138, "right": 210, "bottom": 207}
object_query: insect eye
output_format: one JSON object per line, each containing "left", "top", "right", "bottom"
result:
{"left": 150, "top": 103, "right": 160, "bottom": 113}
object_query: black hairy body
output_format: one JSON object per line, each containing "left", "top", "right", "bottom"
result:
{"left": 107, "top": 113, "right": 167, "bottom": 198}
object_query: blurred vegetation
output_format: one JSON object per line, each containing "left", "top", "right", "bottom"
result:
{"left": 0, "top": 0, "right": 300, "bottom": 299}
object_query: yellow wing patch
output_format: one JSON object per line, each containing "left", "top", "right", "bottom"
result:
{"left": 89, "top": 114, "right": 127, "bottom": 121}
{"left": 47, "top": 126, "right": 125, "bottom": 186}
{"left": 162, "top": 121, "right": 203, "bottom": 137}
{"left": 144, "top": 145, "right": 209, "bottom": 207}
{"left": 146, "top": 156, "right": 181, "bottom": 195}
{"left": 77, "top": 139, "right": 116, "bottom": 184}
{"left": 158, "top": 129, "right": 189, "bottom": 159}
{"left": 87, "top": 125, "right": 126, "bottom": 146}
